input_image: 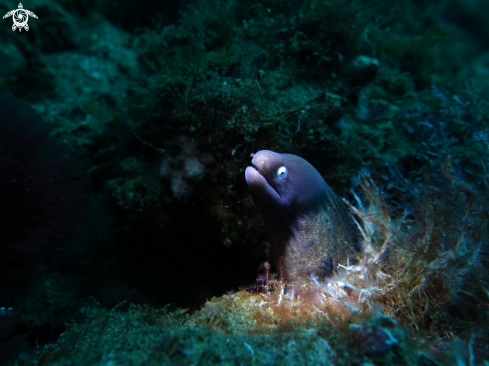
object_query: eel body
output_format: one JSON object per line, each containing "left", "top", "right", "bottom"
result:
{"left": 245, "top": 150, "right": 357, "bottom": 283}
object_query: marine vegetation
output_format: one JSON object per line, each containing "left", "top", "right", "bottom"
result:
{"left": 1, "top": 0, "right": 489, "bottom": 364}
{"left": 15, "top": 129, "right": 489, "bottom": 365}
{"left": 242, "top": 141, "right": 489, "bottom": 347}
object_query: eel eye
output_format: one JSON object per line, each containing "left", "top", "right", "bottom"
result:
{"left": 277, "top": 166, "right": 288, "bottom": 180}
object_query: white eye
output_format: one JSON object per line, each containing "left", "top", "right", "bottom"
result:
{"left": 277, "top": 166, "right": 288, "bottom": 180}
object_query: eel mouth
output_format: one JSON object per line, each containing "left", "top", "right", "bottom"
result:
{"left": 250, "top": 162, "right": 267, "bottom": 181}
{"left": 246, "top": 152, "right": 281, "bottom": 200}
{"left": 249, "top": 160, "right": 275, "bottom": 193}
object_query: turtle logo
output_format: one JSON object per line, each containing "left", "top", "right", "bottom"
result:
{"left": 3, "top": 3, "right": 38, "bottom": 32}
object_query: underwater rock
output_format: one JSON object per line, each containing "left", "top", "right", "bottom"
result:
{"left": 159, "top": 137, "right": 212, "bottom": 199}
{"left": 0, "top": 89, "right": 86, "bottom": 364}
{"left": 344, "top": 56, "right": 380, "bottom": 87}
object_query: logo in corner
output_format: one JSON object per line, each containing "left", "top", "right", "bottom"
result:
{"left": 3, "top": 3, "right": 38, "bottom": 32}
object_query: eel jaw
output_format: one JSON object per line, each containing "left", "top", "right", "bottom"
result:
{"left": 245, "top": 165, "right": 282, "bottom": 209}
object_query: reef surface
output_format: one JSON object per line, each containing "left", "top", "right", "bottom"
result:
{"left": 1, "top": 0, "right": 488, "bottom": 364}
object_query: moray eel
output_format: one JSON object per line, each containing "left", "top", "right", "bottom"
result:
{"left": 245, "top": 150, "right": 358, "bottom": 283}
